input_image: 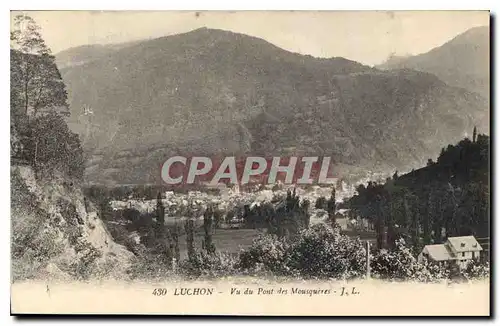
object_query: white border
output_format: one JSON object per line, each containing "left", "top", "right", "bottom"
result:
{"left": 2, "top": 1, "right": 498, "bottom": 325}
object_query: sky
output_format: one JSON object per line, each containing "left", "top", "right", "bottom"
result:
{"left": 11, "top": 10, "right": 489, "bottom": 66}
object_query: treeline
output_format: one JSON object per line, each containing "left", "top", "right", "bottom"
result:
{"left": 347, "top": 131, "right": 489, "bottom": 253}
{"left": 92, "top": 186, "right": 325, "bottom": 277}
{"left": 127, "top": 220, "right": 489, "bottom": 281}
{"left": 10, "top": 15, "right": 84, "bottom": 180}
{"left": 240, "top": 189, "right": 312, "bottom": 233}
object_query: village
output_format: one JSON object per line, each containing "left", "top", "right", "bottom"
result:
{"left": 106, "top": 176, "right": 487, "bottom": 272}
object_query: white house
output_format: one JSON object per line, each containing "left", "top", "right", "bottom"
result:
{"left": 418, "top": 236, "right": 483, "bottom": 269}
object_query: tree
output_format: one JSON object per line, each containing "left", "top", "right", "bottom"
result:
{"left": 156, "top": 192, "right": 165, "bottom": 226}
{"left": 213, "top": 208, "right": 223, "bottom": 232}
{"left": 185, "top": 219, "right": 195, "bottom": 260}
{"left": 301, "top": 199, "right": 311, "bottom": 228}
{"left": 346, "top": 135, "right": 489, "bottom": 253}
{"left": 422, "top": 190, "right": 432, "bottom": 245}
{"left": 327, "top": 187, "right": 336, "bottom": 225}
{"left": 315, "top": 196, "right": 327, "bottom": 210}
{"left": 153, "top": 191, "right": 173, "bottom": 263}
{"left": 432, "top": 191, "right": 445, "bottom": 243}
{"left": 11, "top": 15, "right": 82, "bottom": 180}
{"left": 203, "top": 206, "right": 216, "bottom": 254}
{"left": 446, "top": 184, "right": 459, "bottom": 237}
{"left": 402, "top": 192, "right": 411, "bottom": 232}
{"left": 171, "top": 223, "right": 181, "bottom": 263}
{"left": 238, "top": 223, "right": 366, "bottom": 279}
{"left": 11, "top": 14, "right": 68, "bottom": 118}
{"left": 374, "top": 195, "right": 386, "bottom": 250}
{"left": 408, "top": 194, "right": 421, "bottom": 252}
{"left": 25, "top": 112, "right": 84, "bottom": 179}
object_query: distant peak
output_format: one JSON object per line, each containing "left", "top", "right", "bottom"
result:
{"left": 466, "top": 25, "right": 489, "bottom": 33}
{"left": 190, "top": 27, "right": 209, "bottom": 32}
{"left": 184, "top": 27, "right": 231, "bottom": 35}
{"left": 451, "top": 25, "right": 489, "bottom": 43}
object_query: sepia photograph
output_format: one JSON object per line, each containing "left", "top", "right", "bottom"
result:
{"left": 9, "top": 10, "right": 491, "bottom": 316}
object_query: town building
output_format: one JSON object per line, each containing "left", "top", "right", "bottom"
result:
{"left": 418, "top": 235, "right": 483, "bottom": 269}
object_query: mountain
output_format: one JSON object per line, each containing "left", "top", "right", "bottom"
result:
{"left": 57, "top": 28, "right": 489, "bottom": 185}
{"left": 377, "top": 26, "right": 490, "bottom": 98}
{"left": 55, "top": 41, "right": 141, "bottom": 69}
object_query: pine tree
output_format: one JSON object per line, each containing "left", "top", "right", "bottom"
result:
{"left": 203, "top": 205, "right": 216, "bottom": 254}
{"left": 375, "top": 195, "right": 388, "bottom": 250}
{"left": 156, "top": 192, "right": 165, "bottom": 226}
{"left": 301, "top": 199, "right": 311, "bottom": 228}
{"left": 428, "top": 187, "right": 441, "bottom": 243}
{"left": 422, "top": 190, "right": 432, "bottom": 245}
{"left": 185, "top": 219, "right": 195, "bottom": 260}
{"left": 374, "top": 214, "right": 385, "bottom": 250}
{"left": 385, "top": 196, "right": 397, "bottom": 250}
{"left": 213, "top": 209, "right": 222, "bottom": 233}
{"left": 163, "top": 230, "right": 174, "bottom": 265}
{"left": 402, "top": 193, "right": 411, "bottom": 231}
{"left": 448, "top": 184, "right": 459, "bottom": 236}
{"left": 172, "top": 223, "right": 180, "bottom": 262}
{"left": 315, "top": 196, "right": 326, "bottom": 210}
{"left": 327, "top": 187, "right": 336, "bottom": 226}
{"left": 152, "top": 191, "right": 171, "bottom": 262}
{"left": 408, "top": 194, "right": 420, "bottom": 252}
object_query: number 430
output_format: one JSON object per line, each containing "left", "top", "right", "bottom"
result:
{"left": 152, "top": 288, "right": 168, "bottom": 296}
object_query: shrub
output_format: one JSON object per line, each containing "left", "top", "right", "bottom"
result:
{"left": 237, "top": 223, "right": 366, "bottom": 279}
{"left": 461, "top": 260, "right": 490, "bottom": 280}
{"left": 68, "top": 241, "right": 102, "bottom": 280}
{"left": 126, "top": 250, "right": 172, "bottom": 280}
{"left": 180, "top": 250, "right": 238, "bottom": 278}
{"left": 10, "top": 168, "right": 38, "bottom": 213}
{"left": 11, "top": 227, "right": 64, "bottom": 281}
{"left": 121, "top": 208, "right": 142, "bottom": 223}
{"left": 284, "top": 223, "right": 366, "bottom": 279}
{"left": 58, "top": 199, "right": 84, "bottom": 225}
{"left": 11, "top": 170, "right": 65, "bottom": 280}
{"left": 237, "top": 234, "right": 289, "bottom": 275}
{"left": 370, "top": 238, "right": 449, "bottom": 282}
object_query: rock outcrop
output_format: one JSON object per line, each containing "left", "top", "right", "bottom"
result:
{"left": 11, "top": 165, "right": 134, "bottom": 282}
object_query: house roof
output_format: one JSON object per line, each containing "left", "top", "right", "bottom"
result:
{"left": 422, "top": 244, "right": 455, "bottom": 261}
{"left": 447, "top": 236, "right": 483, "bottom": 252}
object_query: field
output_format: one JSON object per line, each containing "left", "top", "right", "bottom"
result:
{"left": 172, "top": 217, "right": 375, "bottom": 259}
{"left": 177, "top": 228, "right": 263, "bottom": 259}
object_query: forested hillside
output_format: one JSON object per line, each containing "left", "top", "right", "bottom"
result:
{"left": 347, "top": 130, "right": 489, "bottom": 252}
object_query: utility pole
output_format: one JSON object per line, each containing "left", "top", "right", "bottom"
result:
{"left": 366, "top": 240, "right": 371, "bottom": 280}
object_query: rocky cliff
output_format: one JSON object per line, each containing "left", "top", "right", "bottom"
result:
{"left": 11, "top": 165, "right": 134, "bottom": 282}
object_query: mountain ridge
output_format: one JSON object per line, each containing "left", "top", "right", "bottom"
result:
{"left": 58, "top": 27, "right": 489, "bottom": 185}
{"left": 377, "top": 25, "right": 489, "bottom": 98}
